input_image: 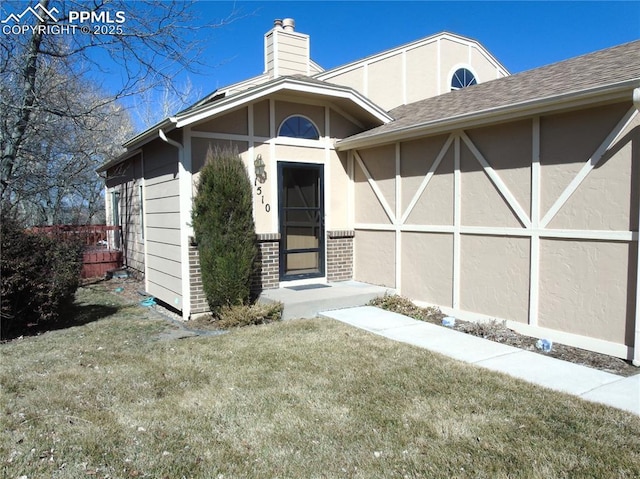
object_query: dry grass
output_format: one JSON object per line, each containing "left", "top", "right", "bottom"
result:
{"left": 1, "top": 285, "right": 640, "bottom": 478}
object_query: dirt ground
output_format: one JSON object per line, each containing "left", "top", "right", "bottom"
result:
{"left": 97, "top": 277, "right": 639, "bottom": 378}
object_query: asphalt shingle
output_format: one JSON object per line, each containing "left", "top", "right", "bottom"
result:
{"left": 341, "top": 40, "right": 640, "bottom": 145}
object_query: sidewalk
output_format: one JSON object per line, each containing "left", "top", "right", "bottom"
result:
{"left": 320, "top": 306, "right": 640, "bottom": 416}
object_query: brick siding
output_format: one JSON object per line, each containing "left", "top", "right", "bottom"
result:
{"left": 189, "top": 234, "right": 281, "bottom": 317}
{"left": 251, "top": 233, "right": 280, "bottom": 295}
{"left": 189, "top": 242, "right": 209, "bottom": 315}
{"left": 326, "top": 230, "right": 354, "bottom": 282}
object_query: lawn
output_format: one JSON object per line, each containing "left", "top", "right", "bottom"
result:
{"left": 1, "top": 284, "right": 639, "bottom": 478}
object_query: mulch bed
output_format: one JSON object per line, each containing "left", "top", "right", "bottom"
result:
{"left": 370, "top": 296, "right": 639, "bottom": 377}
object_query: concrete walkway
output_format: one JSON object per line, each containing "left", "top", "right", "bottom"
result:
{"left": 260, "top": 281, "right": 393, "bottom": 320}
{"left": 320, "top": 306, "right": 640, "bottom": 416}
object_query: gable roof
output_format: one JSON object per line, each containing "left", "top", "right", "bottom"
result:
{"left": 337, "top": 40, "right": 640, "bottom": 150}
{"left": 316, "top": 31, "right": 509, "bottom": 82}
{"left": 173, "top": 74, "right": 392, "bottom": 130}
{"left": 102, "top": 74, "right": 392, "bottom": 169}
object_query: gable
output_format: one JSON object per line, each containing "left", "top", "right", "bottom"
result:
{"left": 316, "top": 32, "right": 509, "bottom": 110}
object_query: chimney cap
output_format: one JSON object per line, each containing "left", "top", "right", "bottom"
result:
{"left": 273, "top": 19, "right": 283, "bottom": 29}
{"left": 282, "top": 18, "right": 295, "bottom": 32}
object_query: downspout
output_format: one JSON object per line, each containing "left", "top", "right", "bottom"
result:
{"left": 633, "top": 87, "right": 640, "bottom": 366}
{"left": 159, "top": 127, "right": 192, "bottom": 320}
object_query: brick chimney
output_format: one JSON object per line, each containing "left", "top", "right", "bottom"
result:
{"left": 264, "top": 18, "right": 310, "bottom": 78}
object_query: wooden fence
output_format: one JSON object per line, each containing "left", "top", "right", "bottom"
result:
{"left": 28, "top": 225, "right": 123, "bottom": 278}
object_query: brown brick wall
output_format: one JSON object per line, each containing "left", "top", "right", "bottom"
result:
{"left": 189, "top": 235, "right": 281, "bottom": 317}
{"left": 189, "top": 243, "right": 209, "bottom": 315}
{"left": 326, "top": 230, "right": 354, "bottom": 282}
{"left": 251, "top": 234, "right": 280, "bottom": 295}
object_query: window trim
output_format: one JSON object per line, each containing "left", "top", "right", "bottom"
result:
{"left": 277, "top": 114, "right": 321, "bottom": 140}
{"left": 448, "top": 65, "right": 479, "bottom": 91}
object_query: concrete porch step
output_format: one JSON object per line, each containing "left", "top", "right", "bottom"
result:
{"left": 259, "top": 281, "right": 395, "bottom": 320}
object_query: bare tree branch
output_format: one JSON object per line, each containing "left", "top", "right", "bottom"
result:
{"left": 0, "top": 0, "right": 241, "bottom": 222}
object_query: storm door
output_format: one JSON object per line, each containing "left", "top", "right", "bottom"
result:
{"left": 278, "top": 162, "right": 325, "bottom": 280}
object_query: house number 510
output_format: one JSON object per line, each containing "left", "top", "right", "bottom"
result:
{"left": 255, "top": 186, "right": 271, "bottom": 213}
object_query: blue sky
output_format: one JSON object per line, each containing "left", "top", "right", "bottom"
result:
{"left": 57, "top": 0, "right": 633, "bottom": 129}
{"left": 194, "top": 0, "right": 639, "bottom": 90}
{"left": 2, "top": 1, "right": 638, "bottom": 128}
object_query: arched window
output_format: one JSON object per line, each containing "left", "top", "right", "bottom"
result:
{"left": 451, "top": 68, "right": 477, "bottom": 91}
{"left": 278, "top": 115, "right": 320, "bottom": 140}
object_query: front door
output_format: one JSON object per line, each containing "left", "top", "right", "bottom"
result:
{"left": 278, "top": 162, "right": 325, "bottom": 281}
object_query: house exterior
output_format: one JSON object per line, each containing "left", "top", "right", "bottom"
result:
{"left": 98, "top": 19, "right": 640, "bottom": 365}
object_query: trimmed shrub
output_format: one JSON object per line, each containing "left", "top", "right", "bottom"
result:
{"left": 192, "top": 146, "right": 258, "bottom": 316}
{"left": 1, "top": 215, "right": 83, "bottom": 339}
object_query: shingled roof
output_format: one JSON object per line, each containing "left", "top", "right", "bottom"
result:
{"left": 338, "top": 39, "right": 640, "bottom": 149}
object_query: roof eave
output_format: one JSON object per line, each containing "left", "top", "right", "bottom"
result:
{"left": 122, "top": 117, "right": 177, "bottom": 150}
{"left": 336, "top": 80, "right": 639, "bottom": 151}
{"left": 174, "top": 77, "right": 393, "bottom": 128}
{"left": 96, "top": 148, "right": 143, "bottom": 174}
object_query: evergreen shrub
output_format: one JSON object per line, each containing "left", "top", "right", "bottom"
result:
{"left": 191, "top": 147, "right": 258, "bottom": 316}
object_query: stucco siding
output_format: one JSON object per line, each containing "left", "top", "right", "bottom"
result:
{"left": 275, "top": 144, "right": 324, "bottom": 163}
{"left": 356, "top": 145, "right": 396, "bottom": 215}
{"left": 547, "top": 112, "right": 640, "bottom": 231}
{"left": 405, "top": 43, "right": 439, "bottom": 103}
{"left": 275, "top": 101, "right": 325, "bottom": 137}
{"left": 460, "top": 140, "right": 523, "bottom": 228}
{"left": 539, "top": 239, "right": 636, "bottom": 344}
{"left": 254, "top": 100, "right": 270, "bottom": 137}
{"left": 465, "top": 120, "right": 532, "bottom": 218}
{"left": 354, "top": 167, "right": 389, "bottom": 224}
{"left": 402, "top": 232, "right": 453, "bottom": 306}
{"left": 368, "top": 55, "right": 403, "bottom": 110}
{"left": 330, "top": 110, "right": 363, "bottom": 139}
{"left": 470, "top": 46, "right": 506, "bottom": 81}
{"left": 187, "top": 99, "right": 367, "bottom": 239}
{"left": 440, "top": 38, "right": 473, "bottom": 91}
{"left": 460, "top": 235, "right": 530, "bottom": 324}
{"left": 193, "top": 107, "right": 249, "bottom": 135}
{"left": 348, "top": 100, "right": 638, "bottom": 358}
{"left": 330, "top": 151, "right": 350, "bottom": 229}
{"left": 355, "top": 230, "right": 395, "bottom": 287}
{"left": 540, "top": 103, "right": 631, "bottom": 217}
{"left": 325, "top": 67, "right": 364, "bottom": 96}
{"left": 317, "top": 34, "right": 506, "bottom": 109}
{"left": 401, "top": 135, "right": 454, "bottom": 225}
{"left": 191, "top": 138, "right": 249, "bottom": 176}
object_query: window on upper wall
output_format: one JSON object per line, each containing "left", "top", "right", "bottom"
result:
{"left": 278, "top": 115, "right": 320, "bottom": 140}
{"left": 451, "top": 68, "right": 477, "bottom": 91}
